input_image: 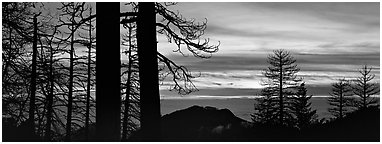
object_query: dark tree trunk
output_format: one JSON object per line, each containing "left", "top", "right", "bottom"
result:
{"left": 45, "top": 40, "right": 54, "bottom": 141}
{"left": 121, "top": 25, "right": 133, "bottom": 141}
{"left": 339, "top": 90, "right": 343, "bottom": 119}
{"left": 96, "top": 2, "right": 121, "bottom": 141}
{"left": 363, "top": 78, "right": 367, "bottom": 109}
{"left": 279, "top": 57, "right": 284, "bottom": 125}
{"left": 85, "top": 7, "right": 92, "bottom": 141}
{"left": 65, "top": 6, "right": 75, "bottom": 141}
{"left": 29, "top": 14, "right": 38, "bottom": 138}
{"left": 136, "top": 2, "right": 161, "bottom": 141}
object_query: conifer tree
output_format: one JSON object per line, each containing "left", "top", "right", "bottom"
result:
{"left": 290, "top": 83, "right": 317, "bottom": 129}
{"left": 328, "top": 78, "right": 353, "bottom": 119}
{"left": 353, "top": 65, "right": 379, "bottom": 109}
{"left": 252, "top": 87, "right": 278, "bottom": 124}
{"left": 259, "top": 49, "right": 301, "bottom": 126}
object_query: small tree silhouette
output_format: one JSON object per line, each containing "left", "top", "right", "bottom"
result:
{"left": 77, "top": 4, "right": 96, "bottom": 140}
{"left": 121, "top": 22, "right": 141, "bottom": 140}
{"left": 328, "top": 78, "right": 353, "bottom": 119}
{"left": 290, "top": 83, "right": 317, "bottom": 129}
{"left": 252, "top": 88, "right": 278, "bottom": 125}
{"left": 57, "top": 3, "right": 89, "bottom": 141}
{"left": 352, "top": 65, "right": 379, "bottom": 109}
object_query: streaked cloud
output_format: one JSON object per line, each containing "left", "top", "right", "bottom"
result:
{"left": 124, "top": 2, "right": 380, "bottom": 98}
{"left": 158, "top": 2, "right": 379, "bottom": 57}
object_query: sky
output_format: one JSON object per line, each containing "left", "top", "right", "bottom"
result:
{"left": 152, "top": 2, "right": 380, "bottom": 98}
{"left": 42, "top": 2, "right": 379, "bottom": 98}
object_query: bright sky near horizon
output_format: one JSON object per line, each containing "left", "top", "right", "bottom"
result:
{"left": 152, "top": 2, "right": 380, "bottom": 97}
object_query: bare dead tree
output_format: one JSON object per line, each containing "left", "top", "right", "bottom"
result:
{"left": 57, "top": 2, "right": 88, "bottom": 141}
{"left": 120, "top": 22, "right": 141, "bottom": 140}
{"left": 120, "top": 2, "right": 220, "bottom": 140}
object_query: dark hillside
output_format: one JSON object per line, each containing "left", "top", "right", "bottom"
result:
{"left": 129, "top": 105, "right": 252, "bottom": 141}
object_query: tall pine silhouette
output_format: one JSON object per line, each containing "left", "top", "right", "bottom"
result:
{"left": 258, "top": 49, "right": 301, "bottom": 126}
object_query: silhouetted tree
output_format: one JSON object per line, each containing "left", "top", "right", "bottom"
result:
{"left": 2, "top": 6, "right": 32, "bottom": 126}
{"left": 133, "top": 2, "right": 220, "bottom": 140}
{"left": 328, "top": 78, "right": 353, "bottom": 119}
{"left": 120, "top": 5, "right": 141, "bottom": 140}
{"left": 290, "top": 83, "right": 317, "bottom": 129}
{"left": 2, "top": 4, "right": 34, "bottom": 116}
{"left": 44, "top": 37, "right": 54, "bottom": 141}
{"left": 57, "top": 3, "right": 84, "bottom": 141}
{"left": 48, "top": 3, "right": 97, "bottom": 140}
{"left": 96, "top": 2, "right": 121, "bottom": 141}
{"left": 56, "top": 2, "right": 98, "bottom": 141}
{"left": 252, "top": 87, "right": 278, "bottom": 124}
{"left": 42, "top": 18, "right": 63, "bottom": 142}
{"left": 76, "top": 4, "right": 96, "bottom": 140}
{"left": 3, "top": 3, "right": 53, "bottom": 141}
{"left": 121, "top": 22, "right": 141, "bottom": 140}
{"left": 34, "top": 5, "right": 72, "bottom": 140}
{"left": 135, "top": 2, "right": 161, "bottom": 140}
{"left": 261, "top": 49, "right": 301, "bottom": 126}
{"left": 28, "top": 13, "right": 40, "bottom": 138}
{"left": 83, "top": 2, "right": 219, "bottom": 141}
{"left": 352, "top": 65, "right": 379, "bottom": 109}
{"left": 120, "top": 8, "right": 141, "bottom": 139}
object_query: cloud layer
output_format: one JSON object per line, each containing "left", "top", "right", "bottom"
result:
{"left": 142, "top": 3, "right": 380, "bottom": 98}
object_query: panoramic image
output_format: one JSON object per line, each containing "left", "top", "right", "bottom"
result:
{"left": 2, "top": 2, "right": 380, "bottom": 142}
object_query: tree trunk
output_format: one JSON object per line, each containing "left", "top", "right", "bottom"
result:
{"left": 45, "top": 40, "right": 54, "bottom": 141}
{"left": 96, "top": 2, "right": 121, "bottom": 141}
{"left": 137, "top": 2, "right": 161, "bottom": 141}
{"left": 65, "top": 5, "right": 75, "bottom": 141}
{"left": 122, "top": 24, "right": 133, "bottom": 141}
{"left": 339, "top": 90, "right": 343, "bottom": 119}
{"left": 279, "top": 57, "right": 283, "bottom": 125}
{"left": 363, "top": 77, "right": 367, "bottom": 109}
{"left": 29, "top": 14, "right": 38, "bottom": 139}
{"left": 85, "top": 6, "right": 93, "bottom": 141}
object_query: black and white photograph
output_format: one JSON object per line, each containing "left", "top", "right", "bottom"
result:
{"left": 2, "top": 2, "right": 380, "bottom": 142}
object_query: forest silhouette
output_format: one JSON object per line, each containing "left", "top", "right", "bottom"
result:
{"left": 2, "top": 2, "right": 380, "bottom": 142}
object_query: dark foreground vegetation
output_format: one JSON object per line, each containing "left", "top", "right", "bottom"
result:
{"left": 127, "top": 105, "right": 379, "bottom": 142}
{"left": 3, "top": 105, "right": 379, "bottom": 142}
